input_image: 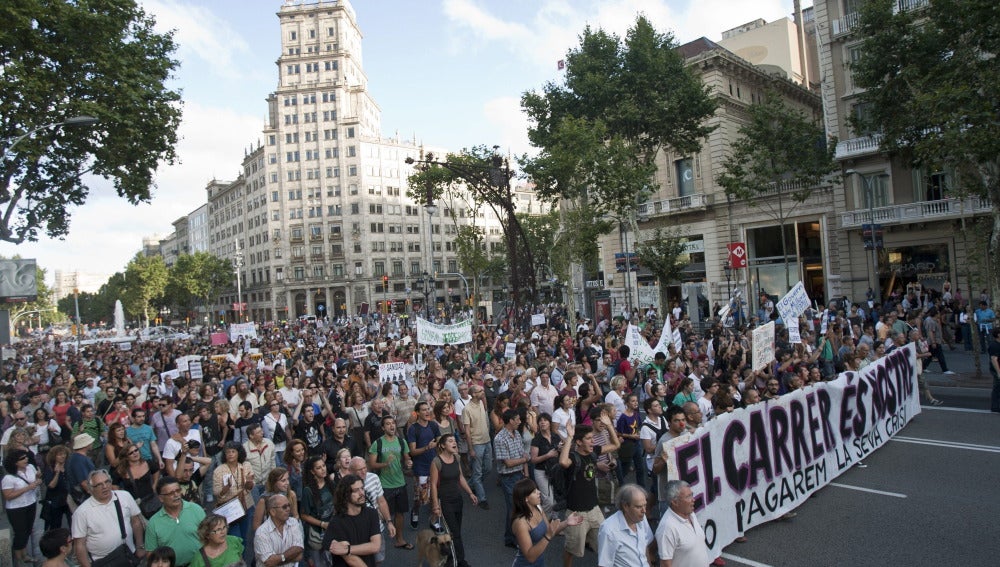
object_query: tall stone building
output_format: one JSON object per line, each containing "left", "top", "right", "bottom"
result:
{"left": 201, "top": 0, "right": 519, "bottom": 322}
{"left": 813, "top": 0, "right": 992, "bottom": 302}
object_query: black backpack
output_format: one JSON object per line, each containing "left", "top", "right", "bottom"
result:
{"left": 546, "top": 451, "right": 579, "bottom": 512}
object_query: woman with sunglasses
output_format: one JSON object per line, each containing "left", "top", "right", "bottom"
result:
{"left": 105, "top": 422, "right": 131, "bottom": 469}
{"left": 112, "top": 443, "right": 161, "bottom": 518}
{"left": 2, "top": 448, "right": 43, "bottom": 565}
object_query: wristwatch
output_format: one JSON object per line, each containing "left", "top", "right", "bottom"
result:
{"left": 280, "top": 553, "right": 285, "bottom": 563}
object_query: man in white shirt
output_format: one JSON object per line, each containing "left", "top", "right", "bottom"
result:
{"left": 254, "top": 493, "right": 304, "bottom": 567}
{"left": 529, "top": 371, "right": 558, "bottom": 416}
{"left": 655, "top": 481, "right": 709, "bottom": 567}
{"left": 72, "top": 470, "right": 146, "bottom": 566}
{"left": 162, "top": 413, "right": 202, "bottom": 477}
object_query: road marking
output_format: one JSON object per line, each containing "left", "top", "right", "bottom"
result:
{"left": 829, "top": 482, "right": 907, "bottom": 498}
{"left": 891, "top": 436, "right": 1000, "bottom": 454}
{"left": 721, "top": 553, "right": 775, "bottom": 567}
{"left": 920, "top": 406, "right": 993, "bottom": 413}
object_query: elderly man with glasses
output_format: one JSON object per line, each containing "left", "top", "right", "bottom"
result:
{"left": 71, "top": 469, "right": 146, "bottom": 567}
{"left": 255, "top": 493, "right": 305, "bottom": 567}
{"left": 145, "top": 476, "right": 206, "bottom": 567}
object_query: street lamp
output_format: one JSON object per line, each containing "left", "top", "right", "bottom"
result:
{"left": 845, "top": 169, "right": 886, "bottom": 302}
{"left": 2, "top": 116, "right": 99, "bottom": 161}
{"left": 232, "top": 239, "right": 244, "bottom": 323}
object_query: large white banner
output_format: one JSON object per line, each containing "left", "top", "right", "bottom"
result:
{"left": 416, "top": 317, "right": 472, "bottom": 345}
{"left": 752, "top": 321, "right": 776, "bottom": 371}
{"left": 627, "top": 317, "right": 679, "bottom": 367}
{"left": 776, "top": 281, "right": 811, "bottom": 323}
{"left": 665, "top": 345, "right": 919, "bottom": 560}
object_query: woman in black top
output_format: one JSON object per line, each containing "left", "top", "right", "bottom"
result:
{"left": 529, "top": 413, "right": 561, "bottom": 517}
{"left": 42, "top": 445, "right": 72, "bottom": 530}
{"left": 430, "top": 434, "right": 478, "bottom": 567}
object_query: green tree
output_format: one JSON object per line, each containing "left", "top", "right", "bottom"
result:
{"left": 408, "top": 146, "right": 538, "bottom": 304}
{"left": 522, "top": 15, "right": 716, "bottom": 234}
{"left": 165, "top": 252, "right": 233, "bottom": 319}
{"left": 122, "top": 253, "right": 167, "bottom": 327}
{"left": 635, "top": 228, "right": 689, "bottom": 314}
{"left": 0, "top": 0, "right": 182, "bottom": 244}
{"left": 716, "top": 92, "right": 836, "bottom": 291}
{"left": 851, "top": 0, "right": 1000, "bottom": 301}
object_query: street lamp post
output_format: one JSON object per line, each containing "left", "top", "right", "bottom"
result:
{"left": 426, "top": 202, "right": 438, "bottom": 314}
{"left": 621, "top": 221, "right": 634, "bottom": 316}
{"left": 1, "top": 116, "right": 99, "bottom": 161}
{"left": 845, "top": 170, "right": 885, "bottom": 301}
{"left": 233, "top": 239, "right": 244, "bottom": 323}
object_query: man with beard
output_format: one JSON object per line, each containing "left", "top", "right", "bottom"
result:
{"left": 322, "top": 474, "right": 381, "bottom": 567}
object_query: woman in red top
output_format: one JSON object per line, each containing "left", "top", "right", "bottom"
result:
{"left": 50, "top": 390, "right": 73, "bottom": 433}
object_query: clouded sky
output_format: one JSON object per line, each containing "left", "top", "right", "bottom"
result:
{"left": 2, "top": 0, "right": 801, "bottom": 285}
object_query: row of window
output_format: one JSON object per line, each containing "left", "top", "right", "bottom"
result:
{"left": 284, "top": 60, "right": 339, "bottom": 75}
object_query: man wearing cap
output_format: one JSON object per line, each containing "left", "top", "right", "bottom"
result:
{"left": 67, "top": 434, "right": 96, "bottom": 507}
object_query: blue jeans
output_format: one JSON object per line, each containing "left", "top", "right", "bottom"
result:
{"left": 499, "top": 471, "right": 524, "bottom": 546}
{"left": 470, "top": 442, "right": 492, "bottom": 503}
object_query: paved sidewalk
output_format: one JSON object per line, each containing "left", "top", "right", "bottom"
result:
{"left": 921, "top": 347, "right": 995, "bottom": 389}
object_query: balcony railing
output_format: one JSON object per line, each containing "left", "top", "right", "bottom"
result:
{"left": 831, "top": 12, "right": 860, "bottom": 38}
{"left": 637, "top": 193, "right": 712, "bottom": 218}
{"left": 835, "top": 134, "right": 883, "bottom": 160}
{"left": 832, "top": 1, "right": 928, "bottom": 39}
{"left": 840, "top": 196, "right": 992, "bottom": 228}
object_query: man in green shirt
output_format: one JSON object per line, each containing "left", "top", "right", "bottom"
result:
{"left": 367, "top": 415, "right": 412, "bottom": 550}
{"left": 145, "top": 476, "right": 205, "bottom": 566}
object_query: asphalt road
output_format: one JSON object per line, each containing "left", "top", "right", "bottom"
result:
{"left": 385, "top": 389, "right": 999, "bottom": 567}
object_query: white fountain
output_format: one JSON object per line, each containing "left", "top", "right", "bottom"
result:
{"left": 114, "top": 300, "right": 126, "bottom": 337}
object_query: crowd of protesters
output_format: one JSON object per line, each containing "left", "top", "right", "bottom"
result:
{"left": 1, "top": 284, "right": 997, "bottom": 567}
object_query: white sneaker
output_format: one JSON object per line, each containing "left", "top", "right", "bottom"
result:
{"left": 943, "top": 370, "right": 956, "bottom": 375}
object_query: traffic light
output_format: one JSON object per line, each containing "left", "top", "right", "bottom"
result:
{"left": 382, "top": 274, "right": 389, "bottom": 286}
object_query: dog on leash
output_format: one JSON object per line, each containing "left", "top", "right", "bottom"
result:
{"left": 416, "top": 528, "right": 454, "bottom": 567}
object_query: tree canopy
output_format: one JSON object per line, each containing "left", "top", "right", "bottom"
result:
{"left": 852, "top": 0, "right": 1000, "bottom": 298}
{"left": 165, "top": 251, "right": 233, "bottom": 317}
{"left": 0, "top": 0, "right": 182, "bottom": 244}
{"left": 635, "top": 227, "right": 689, "bottom": 313}
{"left": 122, "top": 253, "right": 167, "bottom": 327}
{"left": 716, "top": 91, "right": 836, "bottom": 290}
{"left": 521, "top": 15, "right": 716, "bottom": 223}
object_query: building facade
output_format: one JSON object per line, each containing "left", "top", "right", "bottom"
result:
{"left": 596, "top": 38, "right": 836, "bottom": 322}
{"left": 813, "top": 0, "right": 991, "bottom": 302}
{"left": 195, "top": 0, "right": 514, "bottom": 322}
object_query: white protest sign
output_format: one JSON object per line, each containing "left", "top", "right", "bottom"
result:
{"left": 357, "top": 327, "right": 367, "bottom": 344}
{"left": 752, "top": 321, "right": 776, "bottom": 371}
{"left": 531, "top": 313, "right": 546, "bottom": 326}
{"left": 160, "top": 369, "right": 181, "bottom": 380}
{"left": 625, "top": 325, "right": 655, "bottom": 366}
{"left": 229, "top": 322, "right": 258, "bottom": 341}
{"left": 175, "top": 355, "right": 202, "bottom": 372}
{"left": 352, "top": 344, "right": 367, "bottom": 359}
{"left": 378, "top": 362, "right": 407, "bottom": 383}
{"left": 415, "top": 318, "right": 473, "bottom": 345}
{"left": 663, "top": 345, "right": 919, "bottom": 562}
{"left": 505, "top": 342, "right": 517, "bottom": 359}
{"left": 776, "top": 282, "right": 811, "bottom": 322}
{"left": 189, "top": 360, "right": 204, "bottom": 381}
{"left": 119, "top": 342, "right": 132, "bottom": 351}
{"left": 788, "top": 324, "right": 802, "bottom": 344}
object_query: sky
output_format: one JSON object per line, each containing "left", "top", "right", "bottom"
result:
{"left": 2, "top": 0, "right": 805, "bottom": 287}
